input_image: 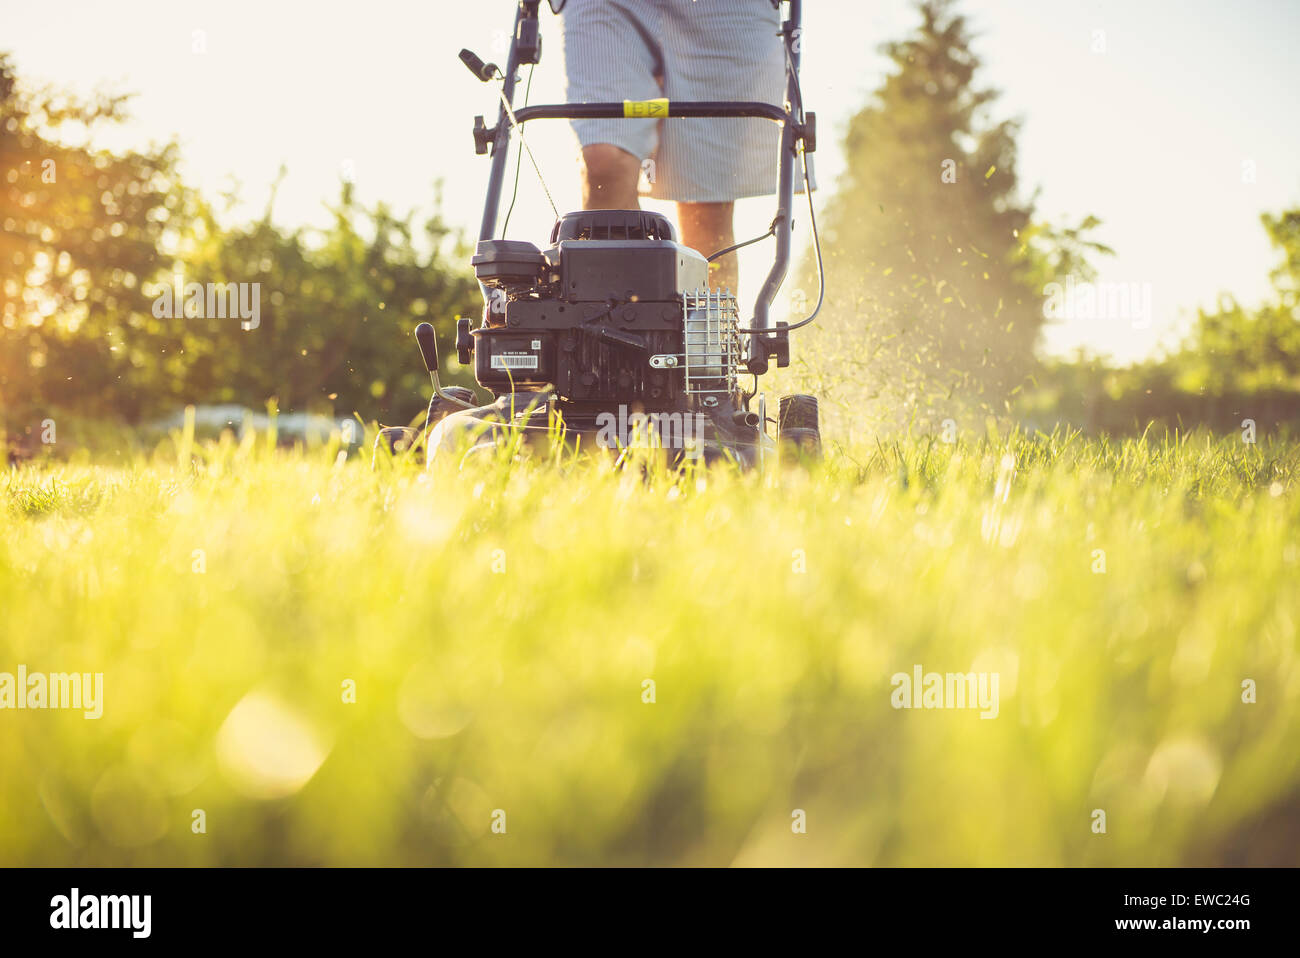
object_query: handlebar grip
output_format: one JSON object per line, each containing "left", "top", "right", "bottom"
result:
{"left": 459, "top": 49, "right": 495, "bottom": 82}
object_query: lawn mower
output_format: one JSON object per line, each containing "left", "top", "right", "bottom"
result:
{"left": 376, "top": 0, "right": 824, "bottom": 469}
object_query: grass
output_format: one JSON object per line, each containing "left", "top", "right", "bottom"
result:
{"left": 1, "top": 423, "right": 1298, "bottom": 865}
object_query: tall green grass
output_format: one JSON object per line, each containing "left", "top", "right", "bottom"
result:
{"left": 1, "top": 427, "right": 1297, "bottom": 865}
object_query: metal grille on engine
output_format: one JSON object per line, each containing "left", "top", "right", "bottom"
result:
{"left": 682, "top": 289, "right": 740, "bottom": 401}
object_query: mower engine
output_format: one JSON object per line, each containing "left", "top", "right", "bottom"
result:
{"left": 453, "top": 208, "right": 761, "bottom": 463}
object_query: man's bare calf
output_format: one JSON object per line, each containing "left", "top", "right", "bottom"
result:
{"left": 580, "top": 144, "right": 640, "bottom": 210}
{"left": 676, "top": 200, "right": 736, "bottom": 292}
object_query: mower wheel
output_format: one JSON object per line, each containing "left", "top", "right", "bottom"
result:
{"left": 429, "top": 386, "right": 478, "bottom": 423}
{"left": 778, "top": 394, "right": 820, "bottom": 431}
{"left": 777, "top": 394, "right": 822, "bottom": 465}
{"left": 372, "top": 426, "right": 420, "bottom": 469}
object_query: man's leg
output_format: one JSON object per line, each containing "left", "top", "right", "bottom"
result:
{"left": 581, "top": 144, "right": 642, "bottom": 210}
{"left": 677, "top": 201, "right": 737, "bottom": 291}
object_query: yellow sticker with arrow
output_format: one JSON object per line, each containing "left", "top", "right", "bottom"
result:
{"left": 623, "top": 98, "right": 669, "bottom": 118}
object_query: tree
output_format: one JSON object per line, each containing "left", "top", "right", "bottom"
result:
{"left": 0, "top": 52, "right": 182, "bottom": 423}
{"left": 1169, "top": 208, "right": 1300, "bottom": 395}
{"left": 793, "top": 0, "right": 1104, "bottom": 430}
{"left": 1, "top": 53, "right": 481, "bottom": 433}
{"left": 172, "top": 180, "right": 480, "bottom": 424}
{"left": 1020, "top": 208, "right": 1300, "bottom": 434}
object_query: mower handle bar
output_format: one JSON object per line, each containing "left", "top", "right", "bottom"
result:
{"left": 508, "top": 101, "right": 789, "bottom": 123}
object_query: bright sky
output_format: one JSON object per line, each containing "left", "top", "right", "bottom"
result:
{"left": 5, "top": 0, "right": 1299, "bottom": 363}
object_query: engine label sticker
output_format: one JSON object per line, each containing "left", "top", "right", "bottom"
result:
{"left": 491, "top": 354, "right": 539, "bottom": 370}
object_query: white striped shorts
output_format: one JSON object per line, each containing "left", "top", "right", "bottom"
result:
{"left": 561, "top": 0, "right": 789, "bottom": 203}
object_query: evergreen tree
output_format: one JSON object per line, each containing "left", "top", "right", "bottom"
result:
{"left": 795, "top": 0, "right": 1101, "bottom": 431}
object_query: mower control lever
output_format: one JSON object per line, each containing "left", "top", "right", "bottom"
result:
{"left": 415, "top": 322, "right": 477, "bottom": 411}
{"left": 415, "top": 322, "right": 440, "bottom": 373}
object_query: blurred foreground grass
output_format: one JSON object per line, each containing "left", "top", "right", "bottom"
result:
{"left": 1, "top": 426, "right": 1298, "bottom": 866}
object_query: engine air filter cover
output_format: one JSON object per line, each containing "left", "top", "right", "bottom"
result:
{"left": 550, "top": 209, "right": 676, "bottom": 243}
{"left": 472, "top": 239, "right": 547, "bottom": 287}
